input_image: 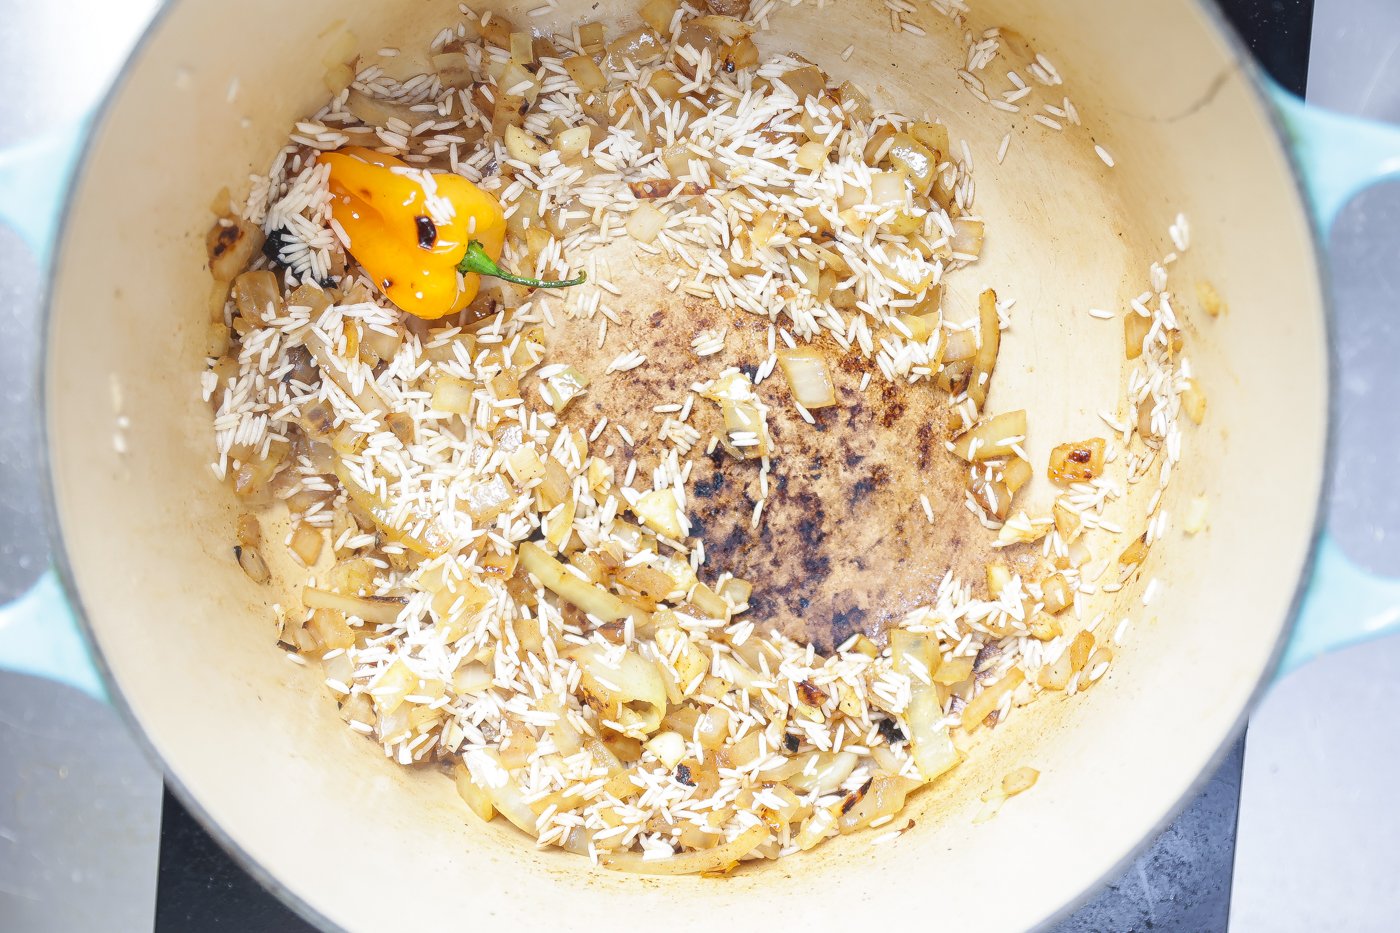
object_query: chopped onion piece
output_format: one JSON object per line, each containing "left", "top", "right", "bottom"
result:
{"left": 602, "top": 824, "right": 770, "bottom": 874}
{"left": 505, "top": 124, "right": 546, "bottom": 167}
{"left": 633, "top": 488, "right": 684, "bottom": 539}
{"left": 950, "top": 217, "right": 984, "bottom": 258}
{"left": 519, "top": 541, "right": 635, "bottom": 622}
{"left": 454, "top": 763, "right": 495, "bottom": 822}
{"left": 554, "top": 125, "right": 591, "bottom": 159}
{"left": 960, "top": 667, "right": 1024, "bottom": 732}
{"left": 1047, "top": 437, "right": 1106, "bottom": 485}
{"left": 563, "top": 54, "right": 606, "bottom": 92}
{"left": 777, "top": 348, "right": 837, "bottom": 409}
{"left": 952, "top": 410, "right": 1028, "bottom": 461}
{"left": 626, "top": 202, "right": 667, "bottom": 243}
{"left": 302, "top": 585, "right": 405, "bottom": 625}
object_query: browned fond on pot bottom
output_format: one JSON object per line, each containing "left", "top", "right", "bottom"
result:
{"left": 544, "top": 251, "right": 1038, "bottom": 651}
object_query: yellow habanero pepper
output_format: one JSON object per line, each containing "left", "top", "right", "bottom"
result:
{"left": 319, "top": 146, "right": 583, "bottom": 319}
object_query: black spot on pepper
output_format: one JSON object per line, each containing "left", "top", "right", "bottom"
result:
{"left": 415, "top": 215, "right": 437, "bottom": 249}
{"left": 675, "top": 763, "right": 695, "bottom": 786}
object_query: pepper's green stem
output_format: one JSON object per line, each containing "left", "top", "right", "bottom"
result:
{"left": 458, "top": 240, "right": 586, "bottom": 289}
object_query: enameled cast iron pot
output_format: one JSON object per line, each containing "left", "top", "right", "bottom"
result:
{"left": 4, "top": 1, "right": 1400, "bottom": 929}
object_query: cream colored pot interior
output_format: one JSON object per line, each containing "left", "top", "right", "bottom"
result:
{"left": 47, "top": 0, "right": 1325, "bottom": 929}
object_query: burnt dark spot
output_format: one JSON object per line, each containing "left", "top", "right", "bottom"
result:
{"left": 275, "top": 639, "right": 299, "bottom": 653}
{"left": 686, "top": 515, "right": 706, "bottom": 540}
{"left": 836, "top": 353, "right": 866, "bottom": 374}
{"left": 869, "top": 463, "right": 890, "bottom": 487}
{"left": 745, "top": 590, "right": 769, "bottom": 618}
{"left": 739, "top": 363, "right": 759, "bottom": 381}
{"left": 261, "top": 226, "right": 295, "bottom": 268}
{"left": 840, "top": 778, "right": 874, "bottom": 814}
{"left": 675, "top": 763, "right": 695, "bottom": 786}
{"left": 415, "top": 215, "right": 438, "bottom": 249}
{"left": 795, "top": 511, "right": 824, "bottom": 548}
{"left": 876, "top": 717, "right": 906, "bottom": 745}
{"left": 281, "top": 345, "right": 315, "bottom": 387}
{"left": 797, "top": 596, "right": 810, "bottom": 611}
{"left": 796, "top": 680, "right": 828, "bottom": 707}
{"left": 852, "top": 477, "right": 875, "bottom": 503}
{"left": 518, "top": 100, "right": 530, "bottom": 115}
{"left": 916, "top": 422, "right": 935, "bottom": 466}
{"left": 844, "top": 450, "right": 865, "bottom": 469}
{"left": 758, "top": 519, "right": 776, "bottom": 545}
{"left": 210, "top": 223, "right": 242, "bottom": 260}
{"left": 693, "top": 471, "right": 725, "bottom": 498}
{"left": 878, "top": 383, "right": 907, "bottom": 428}
{"left": 800, "top": 529, "right": 828, "bottom": 582}
{"left": 782, "top": 733, "right": 800, "bottom": 754}
{"left": 717, "top": 516, "right": 752, "bottom": 559}
{"left": 1068, "top": 447, "right": 1092, "bottom": 463}
{"left": 827, "top": 605, "right": 868, "bottom": 645}
{"left": 649, "top": 310, "right": 665, "bottom": 327}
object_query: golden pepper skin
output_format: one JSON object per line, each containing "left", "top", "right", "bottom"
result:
{"left": 320, "top": 147, "right": 508, "bottom": 319}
